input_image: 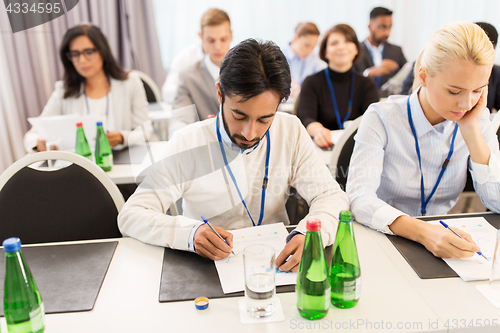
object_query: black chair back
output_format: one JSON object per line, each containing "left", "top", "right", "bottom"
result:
{"left": 141, "top": 79, "right": 157, "bottom": 103}
{"left": 335, "top": 130, "right": 358, "bottom": 191}
{"left": 0, "top": 164, "right": 122, "bottom": 244}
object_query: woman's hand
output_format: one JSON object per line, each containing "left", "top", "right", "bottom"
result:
{"left": 418, "top": 223, "right": 479, "bottom": 258}
{"left": 390, "top": 215, "right": 479, "bottom": 258}
{"left": 36, "top": 139, "right": 47, "bottom": 152}
{"left": 457, "top": 86, "right": 488, "bottom": 132}
{"left": 306, "top": 122, "right": 332, "bottom": 149}
{"left": 106, "top": 131, "right": 124, "bottom": 147}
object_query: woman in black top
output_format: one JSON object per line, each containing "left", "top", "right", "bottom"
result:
{"left": 297, "top": 24, "right": 379, "bottom": 148}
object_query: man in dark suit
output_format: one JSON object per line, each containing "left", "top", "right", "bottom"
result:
{"left": 353, "top": 7, "right": 406, "bottom": 96}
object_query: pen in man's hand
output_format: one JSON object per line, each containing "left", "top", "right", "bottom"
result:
{"left": 439, "top": 220, "right": 489, "bottom": 261}
{"left": 201, "top": 216, "right": 235, "bottom": 256}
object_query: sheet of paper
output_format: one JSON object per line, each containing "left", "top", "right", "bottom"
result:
{"left": 214, "top": 223, "right": 297, "bottom": 294}
{"left": 428, "top": 217, "right": 496, "bottom": 281}
{"left": 28, "top": 115, "right": 106, "bottom": 151}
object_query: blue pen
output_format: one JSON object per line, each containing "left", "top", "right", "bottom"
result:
{"left": 439, "top": 220, "right": 489, "bottom": 261}
{"left": 201, "top": 216, "right": 235, "bottom": 256}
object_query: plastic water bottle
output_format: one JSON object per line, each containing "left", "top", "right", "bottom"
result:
{"left": 296, "top": 219, "right": 330, "bottom": 320}
{"left": 3, "top": 237, "right": 45, "bottom": 333}
{"left": 330, "top": 210, "right": 361, "bottom": 308}
{"left": 75, "top": 122, "right": 91, "bottom": 160}
{"left": 94, "top": 121, "right": 113, "bottom": 171}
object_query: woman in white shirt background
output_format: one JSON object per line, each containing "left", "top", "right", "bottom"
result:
{"left": 24, "top": 24, "right": 149, "bottom": 152}
{"left": 347, "top": 21, "right": 500, "bottom": 259}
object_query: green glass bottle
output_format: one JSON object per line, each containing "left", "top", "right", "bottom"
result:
{"left": 3, "top": 238, "right": 45, "bottom": 333}
{"left": 296, "top": 219, "right": 330, "bottom": 320}
{"left": 94, "top": 121, "right": 113, "bottom": 171}
{"left": 75, "top": 122, "right": 92, "bottom": 160}
{"left": 330, "top": 210, "right": 361, "bottom": 309}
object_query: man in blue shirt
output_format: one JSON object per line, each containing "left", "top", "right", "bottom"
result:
{"left": 282, "top": 22, "right": 327, "bottom": 94}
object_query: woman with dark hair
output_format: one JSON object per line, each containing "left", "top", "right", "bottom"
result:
{"left": 297, "top": 24, "right": 379, "bottom": 149}
{"left": 24, "top": 24, "right": 149, "bottom": 152}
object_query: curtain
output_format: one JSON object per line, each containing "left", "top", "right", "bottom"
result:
{"left": 0, "top": 0, "right": 166, "bottom": 174}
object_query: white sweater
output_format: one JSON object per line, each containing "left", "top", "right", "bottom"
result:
{"left": 118, "top": 112, "right": 349, "bottom": 251}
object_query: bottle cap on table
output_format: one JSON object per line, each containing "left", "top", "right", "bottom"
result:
{"left": 194, "top": 297, "right": 209, "bottom": 310}
{"left": 3, "top": 237, "right": 21, "bottom": 253}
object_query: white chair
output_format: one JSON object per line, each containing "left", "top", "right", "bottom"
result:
{"left": 0, "top": 151, "right": 125, "bottom": 243}
{"left": 329, "top": 116, "right": 363, "bottom": 191}
{"left": 132, "top": 70, "right": 162, "bottom": 103}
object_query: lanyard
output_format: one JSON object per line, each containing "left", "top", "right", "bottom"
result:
{"left": 368, "top": 44, "right": 384, "bottom": 88}
{"left": 407, "top": 95, "right": 459, "bottom": 216}
{"left": 324, "top": 68, "right": 355, "bottom": 130}
{"left": 215, "top": 112, "right": 270, "bottom": 226}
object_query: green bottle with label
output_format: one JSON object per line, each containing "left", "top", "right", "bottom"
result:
{"left": 75, "top": 122, "right": 92, "bottom": 160}
{"left": 3, "top": 237, "right": 45, "bottom": 333}
{"left": 296, "top": 219, "right": 330, "bottom": 320}
{"left": 330, "top": 210, "right": 361, "bottom": 308}
{"left": 94, "top": 121, "right": 113, "bottom": 171}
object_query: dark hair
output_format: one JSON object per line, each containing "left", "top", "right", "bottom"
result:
{"left": 219, "top": 39, "right": 291, "bottom": 104}
{"left": 319, "top": 24, "right": 361, "bottom": 63}
{"left": 59, "top": 24, "right": 128, "bottom": 98}
{"left": 476, "top": 22, "right": 498, "bottom": 48}
{"left": 295, "top": 22, "right": 320, "bottom": 37}
{"left": 370, "top": 7, "right": 393, "bottom": 20}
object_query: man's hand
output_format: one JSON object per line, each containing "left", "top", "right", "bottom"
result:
{"left": 275, "top": 234, "right": 305, "bottom": 272}
{"left": 106, "top": 131, "right": 124, "bottom": 147}
{"left": 368, "top": 59, "right": 399, "bottom": 77}
{"left": 193, "top": 224, "right": 234, "bottom": 260}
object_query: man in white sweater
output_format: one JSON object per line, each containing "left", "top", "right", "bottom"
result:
{"left": 118, "top": 39, "right": 349, "bottom": 272}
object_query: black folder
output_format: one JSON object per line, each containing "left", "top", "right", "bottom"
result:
{"left": 159, "top": 229, "right": 333, "bottom": 302}
{"left": 112, "top": 145, "right": 149, "bottom": 164}
{"left": 0, "top": 241, "right": 117, "bottom": 315}
{"left": 386, "top": 213, "right": 500, "bottom": 279}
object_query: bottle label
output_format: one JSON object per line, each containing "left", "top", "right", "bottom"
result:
{"left": 325, "top": 287, "right": 331, "bottom": 308}
{"left": 30, "top": 302, "right": 45, "bottom": 332}
{"left": 343, "top": 277, "right": 361, "bottom": 301}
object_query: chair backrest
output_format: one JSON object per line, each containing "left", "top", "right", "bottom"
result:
{"left": 0, "top": 151, "right": 125, "bottom": 244}
{"left": 131, "top": 70, "right": 162, "bottom": 103}
{"left": 329, "top": 116, "right": 363, "bottom": 191}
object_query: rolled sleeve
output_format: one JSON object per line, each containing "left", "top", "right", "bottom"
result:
{"left": 470, "top": 153, "right": 500, "bottom": 184}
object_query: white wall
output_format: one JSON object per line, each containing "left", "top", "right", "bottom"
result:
{"left": 152, "top": 0, "right": 500, "bottom": 70}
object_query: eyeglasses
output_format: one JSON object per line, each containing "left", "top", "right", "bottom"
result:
{"left": 66, "top": 48, "right": 98, "bottom": 62}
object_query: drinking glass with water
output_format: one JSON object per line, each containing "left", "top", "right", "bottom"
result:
{"left": 243, "top": 244, "right": 276, "bottom": 318}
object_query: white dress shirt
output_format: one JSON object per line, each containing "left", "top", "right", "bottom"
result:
{"left": 203, "top": 54, "right": 220, "bottom": 82}
{"left": 363, "top": 40, "right": 384, "bottom": 77}
{"left": 346, "top": 91, "right": 500, "bottom": 234}
{"left": 281, "top": 43, "right": 327, "bottom": 86}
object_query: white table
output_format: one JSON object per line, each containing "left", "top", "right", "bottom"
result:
{"left": 4, "top": 220, "right": 479, "bottom": 333}
{"left": 106, "top": 141, "right": 170, "bottom": 185}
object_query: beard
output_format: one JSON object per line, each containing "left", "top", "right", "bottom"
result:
{"left": 221, "top": 105, "right": 268, "bottom": 150}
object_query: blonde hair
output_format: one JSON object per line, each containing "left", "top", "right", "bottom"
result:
{"left": 200, "top": 8, "right": 231, "bottom": 31}
{"left": 412, "top": 21, "right": 495, "bottom": 92}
